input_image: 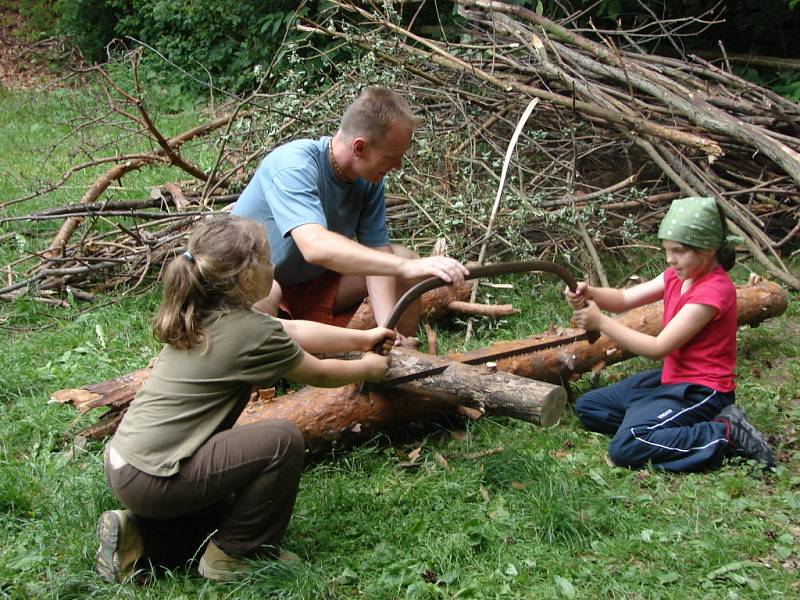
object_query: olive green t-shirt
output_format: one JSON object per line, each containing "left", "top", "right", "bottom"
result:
{"left": 110, "top": 309, "right": 304, "bottom": 477}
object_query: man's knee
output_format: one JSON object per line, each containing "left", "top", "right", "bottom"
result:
{"left": 390, "top": 243, "right": 418, "bottom": 260}
{"left": 390, "top": 244, "right": 423, "bottom": 289}
{"left": 253, "top": 281, "right": 282, "bottom": 316}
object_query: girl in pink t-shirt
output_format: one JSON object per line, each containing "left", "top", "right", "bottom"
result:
{"left": 566, "top": 197, "right": 774, "bottom": 472}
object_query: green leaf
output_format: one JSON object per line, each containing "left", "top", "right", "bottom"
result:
{"left": 658, "top": 572, "right": 680, "bottom": 584}
{"left": 438, "top": 570, "right": 459, "bottom": 585}
{"left": 707, "top": 561, "right": 745, "bottom": 579}
{"left": 333, "top": 567, "right": 358, "bottom": 585}
{"left": 554, "top": 575, "right": 576, "bottom": 598}
{"left": 588, "top": 468, "right": 609, "bottom": 487}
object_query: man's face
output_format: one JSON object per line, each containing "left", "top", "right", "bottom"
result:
{"left": 354, "top": 120, "right": 413, "bottom": 184}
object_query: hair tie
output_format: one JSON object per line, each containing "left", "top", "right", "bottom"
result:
{"left": 182, "top": 251, "right": 194, "bottom": 262}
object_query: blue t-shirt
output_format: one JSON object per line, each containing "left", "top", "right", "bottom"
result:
{"left": 232, "top": 137, "right": 390, "bottom": 285}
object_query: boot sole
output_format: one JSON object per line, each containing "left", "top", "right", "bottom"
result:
{"left": 96, "top": 511, "right": 134, "bottom": 583}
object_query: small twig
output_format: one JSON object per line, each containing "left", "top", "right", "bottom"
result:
{"left": 423, "top": 323, "right": 438, "bottom": 355}
{"left": 459, "top": 446, "right": 505, "bottom": 460}
{"left": 446, "top": 301, "right": 520, "bottom": 317}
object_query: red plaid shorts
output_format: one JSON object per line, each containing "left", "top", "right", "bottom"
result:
{"left": 279, "top": 270, "right": 359, "bottom": 327}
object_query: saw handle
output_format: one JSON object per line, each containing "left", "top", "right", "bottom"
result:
{"left": 568, "top": 285, "right": 601, "bottom": 343}
{"left": 377, "top": 260, "right": 599, "bottom": 353}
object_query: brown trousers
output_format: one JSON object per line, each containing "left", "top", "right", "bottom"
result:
{"left": 104, "top": 418, "right": 304, "bottom": 567}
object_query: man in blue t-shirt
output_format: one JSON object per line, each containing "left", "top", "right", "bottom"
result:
{"left": 232, "top": 87, "right": 468, "bottom": 335}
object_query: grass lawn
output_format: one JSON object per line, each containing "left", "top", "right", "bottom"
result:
{"left": 1, "top": 87, "right": 799, "bottom": 600}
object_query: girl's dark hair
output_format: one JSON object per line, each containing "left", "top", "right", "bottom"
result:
{"left": 714, "top": 201, "right": 736, "bottom": 271}
{"left": 153, "top": 215, "right": 270, "bottom": 349}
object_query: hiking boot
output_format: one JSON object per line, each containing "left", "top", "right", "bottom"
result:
{"left": 199, "top": 541, "right": 250, "bottom": 581}
{"left": 95, "top": 509, "right": 144, "bottom": 582}
{"left": 198, "top": 541, "right": 300, "bottom": 581}
{"left": 716, "top": 405, "right": 775, "bottom": 469}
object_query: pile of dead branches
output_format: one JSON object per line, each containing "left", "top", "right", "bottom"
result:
{"left": 0, "top": 54, "right": 350, "bottom": 304}
{"left": 2, "top": 0, "right": 799, "bottom": 304}
{"left": 307, "top": 0, "right": 800, "bottom": 287}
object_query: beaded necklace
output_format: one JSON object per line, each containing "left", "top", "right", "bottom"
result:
{"left": 328, "top": 139, "right": 351, "bottom": 182}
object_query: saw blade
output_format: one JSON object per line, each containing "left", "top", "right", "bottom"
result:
{"left": 380, "top": 330, "right": 592, "bottom": 385}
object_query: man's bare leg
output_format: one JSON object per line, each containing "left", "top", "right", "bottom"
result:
{"left": 389, "top": 244, "right": 423, "bottom": 338}
{"left": 334, "top": 274, "right": 368, "bottom": 312}
{"left": 334, "top": 251, "right": 421, "bottom": 338}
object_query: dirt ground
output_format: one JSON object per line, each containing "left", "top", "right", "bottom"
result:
{"left": 0, "top": 7, "right": 60, "bottom": 90}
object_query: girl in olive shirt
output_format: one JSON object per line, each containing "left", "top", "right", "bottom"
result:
{"left": 96, "top": 215, "right": 394, "bottom": 582}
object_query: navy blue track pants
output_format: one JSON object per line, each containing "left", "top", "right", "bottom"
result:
{"left": 575, "top": 369, "right": 734, "bottom": 472}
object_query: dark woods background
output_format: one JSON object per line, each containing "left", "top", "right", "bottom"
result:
{"left": 11, "top": 1, "right": 800, "bottom": 98}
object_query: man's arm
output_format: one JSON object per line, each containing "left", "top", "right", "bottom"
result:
{"left": 292, "top": 224, "right": 403, "bottom": 275}
{"left": 291, "top": 224, "right": 468, "bottom": 283}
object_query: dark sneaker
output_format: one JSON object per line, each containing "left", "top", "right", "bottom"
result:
{"left": 716, "top": 405, "right": 775, "bottom": 469}
{"left": 95, "top": 509, "right": 144, "bottom": 582}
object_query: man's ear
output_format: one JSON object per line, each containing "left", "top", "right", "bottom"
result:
{"left": 352, "top": 136, "right": 367, "bottom": 158}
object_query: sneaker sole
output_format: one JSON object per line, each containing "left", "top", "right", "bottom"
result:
{"left": 95, "top": 511, "right": 124, "bottom": 583}
{"left": 721, "top": 407, "right": 776, "bottom": 469}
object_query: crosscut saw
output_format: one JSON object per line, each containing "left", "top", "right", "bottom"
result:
{"left": 379, "top": 260, "right": 599, "bottom": 385}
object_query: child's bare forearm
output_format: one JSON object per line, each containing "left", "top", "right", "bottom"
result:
{"left": 279, "top": 319, "right": 369, "bottom": 353}
{"left": 286, "top": 352, "right": 388, "bottom": 387}
{"left": 585, "top": 286, "right": 628, "bottom": 313}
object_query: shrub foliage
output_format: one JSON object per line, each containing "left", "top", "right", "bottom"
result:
{"left": 53, "top": 0, "right": 320, "bottom": 90}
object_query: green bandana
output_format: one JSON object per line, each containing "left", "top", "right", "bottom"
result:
{"left": 658, "top": 196, "right": 723, "bottom": 249}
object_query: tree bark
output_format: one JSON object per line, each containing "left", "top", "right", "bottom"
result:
{"left": 380, "top": 347, "right": 566, "bottom": 426}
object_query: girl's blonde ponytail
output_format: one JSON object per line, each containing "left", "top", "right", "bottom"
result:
{"left": 153, "top": 215, "right": 269, "bottom": 349}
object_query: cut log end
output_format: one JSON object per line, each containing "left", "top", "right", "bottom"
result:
{"left": 538, "top": 385, "right": 567, "bottom": 427}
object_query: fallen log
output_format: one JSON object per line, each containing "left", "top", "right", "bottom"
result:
{"left": 53, "top": 280, "right": 788, "bottom": 449}
{"left": 236, "top": 349, "right": 567, "bottom": 452}
{"left": 381, "top": 347, "right": 566, "bottom": 426}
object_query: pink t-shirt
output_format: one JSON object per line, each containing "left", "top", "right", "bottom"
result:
{"left": 660, "top": 266, "right": 737, "bottom": 392}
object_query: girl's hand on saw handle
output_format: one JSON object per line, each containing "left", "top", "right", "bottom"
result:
{"left": 565, "top": 282, "right": 601, "bottom": 342}
{"left": 565, "top": 281, "right": 591, "bottom": 309}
